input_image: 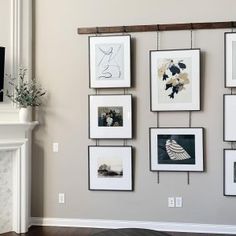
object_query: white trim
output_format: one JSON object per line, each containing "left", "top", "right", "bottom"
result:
{"left": 11, "top": 0, "right": 32, "bottom": 79}
{"left": 0, "top": 121, "right": 39, "bottom": 128}
{"left": 30, "top": 218, "right": 236, "bottom": 235}
{"left": 11, "top": 0, "right": 21, "bottom": 77}
{"left": 0, "top": 0, "right": 32, "bottom": 120}
{"left": 0, "top": 139, "right": 27, "bottom": 150}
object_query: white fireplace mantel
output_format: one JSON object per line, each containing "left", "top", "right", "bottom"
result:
{"left": 0, "top": 121, "right": 38, "bottom": 234}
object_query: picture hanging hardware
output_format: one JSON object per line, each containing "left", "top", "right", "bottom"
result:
{"left": 78, "top": 21, "right": 236, "bottom": 35}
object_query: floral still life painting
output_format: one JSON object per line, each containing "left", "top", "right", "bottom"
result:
{"left": 98, "top": 106, "right": 123, "bottom": 127}
{"left": 89, "top": 94, "right": 132, "bottom": 139}
{"left": 158, "top": 58, "right": 190, "bottom": 100}
{"left": 150, "top": 49, "right": 200, "bottom": 111}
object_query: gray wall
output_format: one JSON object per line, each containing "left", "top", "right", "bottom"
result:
{"left": 32, "top": 0, "right": 235, "bottom": 224}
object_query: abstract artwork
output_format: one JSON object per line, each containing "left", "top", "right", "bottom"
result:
{"left": 89, "top": 35, "right": 131, "bottom": 88}
{"left": 224, "top": 149, "right": 236, "bottom": 196}
{"left": 150, "top": 49, "right": 200, "bottom": 111}
{"left": 89, "top": 94, "right": 132, "bottom": 139}
{"left": 149, "top": 127, "right": 204, "bottom": 171}
{"left": 225, "top": 32, "right": 236, "bottom": 87}
{"left": 88, "top": 146, "right": 133, "bottom": 191}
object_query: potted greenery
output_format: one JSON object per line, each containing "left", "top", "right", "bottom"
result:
{"left": 2, "top": 67, "right": 46, "bottom": 122}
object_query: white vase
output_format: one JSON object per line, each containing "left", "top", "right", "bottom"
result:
{"left": 19, "top": 107, "right": 32, "bottom": 123}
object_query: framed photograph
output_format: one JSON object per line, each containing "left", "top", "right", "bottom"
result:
{"left": 225, "top": 32, "right": 236, "bottom": 87}
{"left": 88, "top": 146, "right": 133, "bottom": 191}
{"left": 89, "top": 94, "right": 132, "bottom": 139}
{"left": 150, "top": 49, "right": 200, "bottom": 111}
{"left": 149, "top": 127, "right": 204, "bottom": 171}
{"left": 224, "top": 149, "right": 236, "bottom": 196}
{"left": 223, "top": 95, "right": 236, "bottom": 141}
{"left": 89, "top": 35, "right": 131, "bottom": 88}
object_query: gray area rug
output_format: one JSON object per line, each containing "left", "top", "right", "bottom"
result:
{"left": 92, "top": 228, "right": 171, "bottom": 236}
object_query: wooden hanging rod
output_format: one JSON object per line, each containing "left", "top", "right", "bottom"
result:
{"left": 78, "top": 21, "right": 236, "bottom": 35}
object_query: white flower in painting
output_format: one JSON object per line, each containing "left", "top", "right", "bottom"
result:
{"left": 106, "top": 116, "right": 113, "bottom": 126}
{"left": 114, "top": 109, "right": 120, "bottom": 114}
{"left": 178, "top": 73, "right": 189, "bottom": 85}
{"left": 158, "top": 60, "right": 170, "bottom": 80}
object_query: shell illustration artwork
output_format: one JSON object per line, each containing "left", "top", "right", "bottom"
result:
{"left": 165, "top": 139, "right": 191, "bottom": 160}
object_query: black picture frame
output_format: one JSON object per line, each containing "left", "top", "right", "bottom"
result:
{"left": 88, "top": 94, "right": 132, "bottom": 139}
{"left": 89, "top": 35, "right": 131, "bottom": 88}
{"left": 149, "top": 127, "right": 204, "bottom": 172}
{"left": 224, "top": 149, "right": 236, "bottom": 196}
{"left": 0, "top": 47, "right": 5, "bottom": 102}
{"left": 224, "top": 32, "right": 236, "bottom": 88}
{"left": 88, "top": 145, "right": 133, "bottom": 191}
{"left": 223, "top": 94, "right": 236, "bottom": 141}
{"left": 149, "top": 48, "right": 201, "bottom": 111}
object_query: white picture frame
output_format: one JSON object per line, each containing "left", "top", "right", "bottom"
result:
{"left": 88, "top": 146, "right": 133, "bottom": 191}
{"left": 89, "top": 94, "right": 132, "bottom": 139}
{"left": 150, "top": 49, "right": 200, "bottom": 111}
{"left": 224, "top": 149, "right": 236, "bottom": 196}
{"left": 89, "top": 35, "right": 131, "bottom": 88}
{"left": 223, "top": 95, "right": 236, "bottom": 141}
{"left": 149, "top": 127, "right": 204, "bottom": 171}
{"left": 225, "top": 32, "right": 236, "bottom": 87}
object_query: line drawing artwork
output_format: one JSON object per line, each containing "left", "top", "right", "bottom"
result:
{"left": 95, "top": 44, "right": 124, "bottom": 81}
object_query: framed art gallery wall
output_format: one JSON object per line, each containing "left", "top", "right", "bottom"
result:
{"left": 32, "top": 0, "right": 236, "bottom": 228}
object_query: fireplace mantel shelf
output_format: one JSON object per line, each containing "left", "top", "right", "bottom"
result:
{"left": 0, "top": 121, "right": 39, "bottom": 130}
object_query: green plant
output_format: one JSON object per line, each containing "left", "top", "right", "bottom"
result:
{"left": 3, "top": 68, "right": 46, "bottom": 108}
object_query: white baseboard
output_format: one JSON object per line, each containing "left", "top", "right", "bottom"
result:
{"left": 30, "top": 217, "right": 236, "bottom": 235}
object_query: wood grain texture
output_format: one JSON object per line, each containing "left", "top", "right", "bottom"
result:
{"left": 77, "top": 21, "right": 236, "bottom": 34}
